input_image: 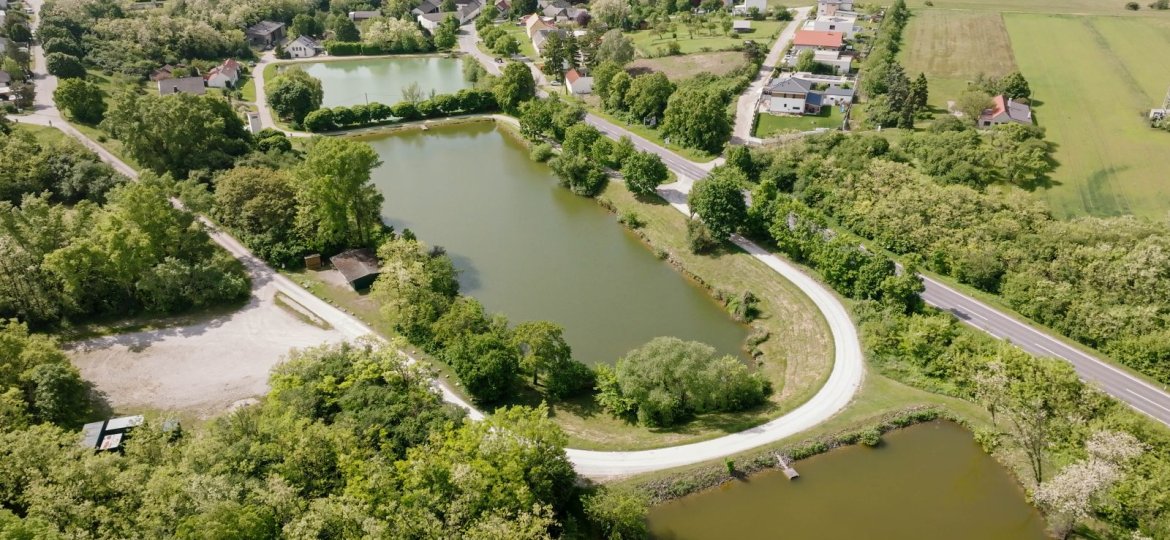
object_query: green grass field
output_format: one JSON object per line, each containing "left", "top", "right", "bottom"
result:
{"left": 906, "top": 0, "right": 1170, "bottom": 16}
{"left": 900, "top": 10, "right": 1017, "bottom": 110}
{"left": 627, "top": 19, "right": 785, "bottom": 56}
{"left": 1005, "top": 14, "right": 1170, "bottom": 218}
{"left": 755, "top": 107, "right": 845, "bottom": 136}
{"left": 628, "top": 51, "right": 746, "bottom": 81}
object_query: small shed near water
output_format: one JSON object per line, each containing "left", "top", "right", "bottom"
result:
{"left": 331, "top": 248, "right": 381, "bottom": 290}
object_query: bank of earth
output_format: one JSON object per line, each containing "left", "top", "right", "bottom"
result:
{"left": 289, "top": 119, "right": 836, "bottom": 451}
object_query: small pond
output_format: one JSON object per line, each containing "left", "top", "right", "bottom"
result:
{"left": 294, "top": 56, "right": 467, "bottom": 108}
{"left": 648, "top": 421, "right": 1050, "bottom": 539}
{"left": 362, "top": 122, "right": 749, "bottom": 365}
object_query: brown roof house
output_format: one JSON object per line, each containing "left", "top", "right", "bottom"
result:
{"left": 331, "top": 248, "right": 381, "bottom": 290}
{"left": 979, "top": 95, "right": 1033, "bottom": 127}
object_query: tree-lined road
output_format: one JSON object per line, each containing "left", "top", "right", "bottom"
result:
{"left": 921, "top": 276, "right": 1170, "bottom": 425}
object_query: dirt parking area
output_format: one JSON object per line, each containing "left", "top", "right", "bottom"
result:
{"left": 68, "top": 281, "right": 345, "bottom": 418}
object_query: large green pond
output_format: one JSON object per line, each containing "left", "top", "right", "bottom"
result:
{"left": 296, "top": 57, "right": 467, "bottom": 108}
{"left": 648, "top": 421, "right": 1049, "bottom": 539}
{"left": 362, "top": 122, "right": 748, "bottom": 365}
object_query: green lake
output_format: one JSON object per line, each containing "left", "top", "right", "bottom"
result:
{"left": 648, "top": 421, "right": 1050, "bottom": 539}
{"left": 297, "top": 56, "right": 468, "bottom": 108}
{"left": 362, "top": 122, "right": 748, "bottom": 365}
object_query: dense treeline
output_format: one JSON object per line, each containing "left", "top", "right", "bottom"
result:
{"left": 0, "top": 339, "right": 650, "bottom": 538}
{"left": 0, "top": 128, "right": 249, "bottom": 327}
{"left": 744, "top": 131, "right": 1168, "bottom": 386}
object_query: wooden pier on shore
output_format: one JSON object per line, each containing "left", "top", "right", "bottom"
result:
{"left": 775, "top": 453, "right": 799, "bottom": 480}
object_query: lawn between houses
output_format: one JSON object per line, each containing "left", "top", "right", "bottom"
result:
{"left": 754, "top": 106, "right": 846, "bottom": 137}
{"left": 626, "top": 19, "right": 788, "bottom": 56}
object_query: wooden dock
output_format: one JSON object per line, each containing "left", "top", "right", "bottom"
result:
{"left": 775, "top": 453, "right": 799, "bottom": 480}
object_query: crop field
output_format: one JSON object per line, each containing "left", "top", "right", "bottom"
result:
{"left": 1005, "top": 14, "right": 1170, "bottom": 218}
{"left": 904, "top": 0, "right": 1170, "bottom": 16}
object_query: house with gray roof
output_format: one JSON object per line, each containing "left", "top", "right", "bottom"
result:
{"left": 979, "top": 95, "right": 1034, "bottom": 127}
{"left": 157, "top": 76, "right": 206, "bottom": 96}
{"left": 348, "top": 10, "right": 380, "bottom": 21}
{"left": 763, "top": 73, "right": 856, "bottom": 115}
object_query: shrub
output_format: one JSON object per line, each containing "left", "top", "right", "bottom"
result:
{"left": 617, "top": 210, "right": 645, "bottom": 229}
{"left": 859, "top": 428, "right": 882, "bottom": 447}
{"left": 687, "top": 219, "right": 719, "bottom": 254}
{"left": 1125, "top": 1, "right": 1140, "bottom": 8}
{"left": 529, "top": 142, "right": 554, "bottom": 162}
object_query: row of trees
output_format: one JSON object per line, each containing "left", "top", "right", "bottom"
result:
{"left": 371, "top": 236, "right": 596, "bottom": 404}
{"left": 0, "top": 337, "right": 650, "bottom": 538}
{"left": 860, "top": 0, "right": 928, "bottom": 129}
{"left": 519, "top": 94, "right": 671, "bottom": 198}
{"left": 302, "top": 89, "right": 499, "bottom": 132}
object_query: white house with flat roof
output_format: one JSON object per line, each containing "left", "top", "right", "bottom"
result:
{"left": 803, "top": 13, "right": 859, "bottom": 38}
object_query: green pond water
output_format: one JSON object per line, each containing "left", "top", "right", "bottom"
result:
{"left": 648, "top": 421, "right": 1050, "bottom": 540}
{"left": 362, "top": 122, "right": 749, "bottom": 365}
{"left": 296, "top": 56, "right": 468, "bottom": 108}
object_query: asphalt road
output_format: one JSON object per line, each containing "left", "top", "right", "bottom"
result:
{"left": 921, "top": 276, "right": 1170, "bottom": 425}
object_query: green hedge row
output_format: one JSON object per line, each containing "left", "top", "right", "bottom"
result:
{"left": 303, "top": 88, "right": 498, "bottom": 132}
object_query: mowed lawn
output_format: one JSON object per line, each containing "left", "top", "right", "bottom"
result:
{"left": 900, "top": 10, "right": 1017, "bottom": 110}
{"left": 1006, "top": 14, "right": 1170, "bottom": 218}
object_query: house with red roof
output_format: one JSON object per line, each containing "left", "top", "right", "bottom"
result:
{"left": 565, "top": 68, "right": 592, "bottom": 94}
{"left": 204, "top": 59, "right": 241, "bottom": 89}
{"left": 791, "top": 30, "right": 844, "bottom": 52}
{"left": 978, "top": 95, "right": 1034, "bottom": 127}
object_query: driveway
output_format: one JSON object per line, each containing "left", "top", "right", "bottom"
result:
{"left": 731, "top": 6, "right": 813, "bottom": 144}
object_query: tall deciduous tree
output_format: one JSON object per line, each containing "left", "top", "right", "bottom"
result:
{"left": 102, "top": 91, "right": 251, "bottom": 177}
{"left": 266, "top": 68, "right": 324, "bottom": 124}
{"left": 594, "top": 29, "right": 635, "bottom": 66}
{"left": 662, "top": 85, "right": 730, "bottom": 153}
{"left": 294, "top": 137, "right": 385, "bottom": 252}
{"left": 621, "top": 150, "right": 669, "bottom": 197}
{"left": 625, "top": 72, "right": 674, "bottom": 125}
{"left": 493, "top": 62, "right": 536, "bottom": 114}
{"left": 688, "top": 166, "right": 748, "bottom": 240}
{"left": 53, "top": 78, "right": 106, "bottom": 124}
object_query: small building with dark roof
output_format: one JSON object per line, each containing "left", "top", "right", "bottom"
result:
{"left": 81, "top": 415, "right": 144, "bottom": 452}
{"left": 331, "top": 248, "right": 381, "bottom": 290}
{"left": 157, "top": 76, "right": 206, "bottom": 95}
{"left": 246, "top": 20, "right": 286, "bottom": 48}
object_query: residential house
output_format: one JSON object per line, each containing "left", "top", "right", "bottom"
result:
{"left": 763, "top": 73, "right": 856, "bottom": 114}
{"left": 810, "top": 49, "right": 852, "bottom": 74}
{"left": 412, "top": 0, "right": 440, "bottom": 15}
{"left": 331, "top": 248, "right": 381, "bottom": 290}
{"left": 284, "top": 35, "right": 320, "bottom": 58}
{"left": 817, "top": 0, "right": 854, "bottom": 17}
{"left": 978, "top": 95, "right": 1033, "bottom": 127}
{"left": 803, "top": 12, "right": 859, "bottom": 38}
{"left": 349, "top": 10, "right": 380, "bottom": 22}
{"left": 764, "top": 77, "right": 816, "bottom": 114}
{"left": 495, "top": 0, "right": 511, "bottom": 17}
{"left": 246, "top": 20, "right": 286, "bottom": 48}
{"left": 0, "top": 70, "right": 10, "bottom": 86}
{"left": 418, "top": 11, "right": 454, "bottom": 32}
{"left": 732, "top": 0, "right": 767, "bottom": 16}
{"left": 524, "top": 12, "right": 555, "bottom": 38}
{"left": 457, "top": 0, "right": 484, "bottom": 24}
{"left": 157, "top": 76, "right": 206, "bottom": 95}
{"left": 791, "top": 30, "right": 844, "bottom": 53}
{"left": 565, "top": 68, "right": 592, "bottom": 94}
{"left": 0, "top": 0, "right": 8, "bottom": 10}
{"left": 204, "top": 59, "right": 241, "bottom": 88}
{"left": 532, "top": 28, "right": 567, "bottom": 54}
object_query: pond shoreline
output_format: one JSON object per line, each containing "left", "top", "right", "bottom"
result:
{"left": 631, "top": 407, "right": 955, "bottom": 504}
